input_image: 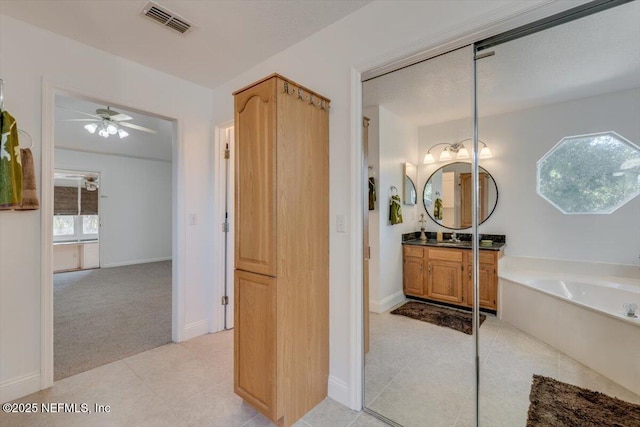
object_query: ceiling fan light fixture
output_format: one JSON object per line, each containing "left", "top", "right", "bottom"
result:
{"left": 106, "top": 123, "right": 118, "bottom": 135}
{"left": 64, "top": 105, "right": 156, "bottom": 138}
{"left": 84, "top": 123, "right": 98, "bottom": 134}
{"left": 98, "top": 127, "right": 109, "bottom": 138}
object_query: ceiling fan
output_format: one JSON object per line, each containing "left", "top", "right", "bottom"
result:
{"left": 54, "top": 171, "right": 100, "bottom": 191}
{"left": 84, "top": 176, "right": 99, "bottom": 191}
{"left": 58, "top": 105, "right": 157, "bottom": 139}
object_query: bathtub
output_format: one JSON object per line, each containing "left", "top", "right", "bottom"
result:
{"left": 498, "top": 257, "right": 640, "bottom": 395}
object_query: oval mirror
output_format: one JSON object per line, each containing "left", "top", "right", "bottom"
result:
{"left": 404, "top": 162, "right": 417, "bottom": 205}
{"left": 423, "top": 162, "right": 498, "bottom": 230}
{"left": 404, "top": 176, "right": 417, "bottom": 205}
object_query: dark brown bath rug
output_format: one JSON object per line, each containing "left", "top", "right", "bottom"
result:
{"left": 527, "top": 374, "right": 640, "bottom": 427}
{"left": 390, "top": 301, "right": 485, "bottom": 334}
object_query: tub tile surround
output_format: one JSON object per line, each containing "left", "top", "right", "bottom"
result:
{"left": 499, "top": 256, "right": 640, "bottom": 282}
{"left": 499, "top": 256, "right": 640, "bottom": 396}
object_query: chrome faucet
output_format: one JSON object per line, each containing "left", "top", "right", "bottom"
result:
{"left": 623, "top": 303, "right": 638, "bottom": 318}
{"left": 450, "top": 232, "right": 459, "bottom": 242}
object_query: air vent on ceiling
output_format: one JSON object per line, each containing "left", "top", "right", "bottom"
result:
{"left": 141, "top": 1, "right": 194, "bottom": 35}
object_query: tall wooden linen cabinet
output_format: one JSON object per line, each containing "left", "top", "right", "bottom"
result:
{"left": 233, "top": 74, "right": 329, "bottom": 427}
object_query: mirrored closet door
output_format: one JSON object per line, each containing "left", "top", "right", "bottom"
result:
{"left": 362, "top": 1, "right": 639, "bottom": 426}
{"left": 476, "top": 1, "right": 640, "bottom": 425}
{"left": 362, "top": 45, "right": 480, "bottom": 427}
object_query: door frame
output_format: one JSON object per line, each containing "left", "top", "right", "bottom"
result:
{"left": 40, "top": 80, "right": 185, "bottom": 388}
{"left": 212, "top": 121, "right": 235, "bottom": 332}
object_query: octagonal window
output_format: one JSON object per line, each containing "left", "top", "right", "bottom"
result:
{"left": 537, "top": 131, "right": 640, "bottom": 214}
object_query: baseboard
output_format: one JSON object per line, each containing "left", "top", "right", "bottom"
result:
{"left": 0, "top": 372, "right": 41, "bottom": 404}
{"left": 369, "top": 291, "right": 406, "bottom": 314}
{"left": 328, "top": 375, "right": 350, "bottom": 407}
{"left": 101, "top": 257, "right": 172, "bottom": 268}
{"left": 183, "top": 319, "right": 209, "bottom": 341}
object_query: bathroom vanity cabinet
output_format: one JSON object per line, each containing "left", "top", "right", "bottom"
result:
{"left": 402, "top": 244, "right": 502, "bottom": 311}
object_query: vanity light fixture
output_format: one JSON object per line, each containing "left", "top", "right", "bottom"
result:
{"left": 423, "top": 139, "right": 492, "bottom": 164}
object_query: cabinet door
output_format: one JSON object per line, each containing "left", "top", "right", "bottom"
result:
{"left": 427, "top": 260, "right": 463, "bottom": 303}
{"left": 235, "top": 78, "right": 277, "bottom": 276}
{"left": 460, "top": 173, "right": 488, "bottom": 228}
{"left": 403, "top": 256, "right": 424, "bottom": 296}
{"left": 234, "top": 270, "right": 277, "bottom": 419}
{"left": 465, "top": 263, "right": 497, "bottom": 309}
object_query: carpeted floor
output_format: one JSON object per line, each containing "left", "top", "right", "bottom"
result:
{"left": 527, "top": 375, "right": 640, "bottom": 427}
{"left": 54, "top": 261, "right": 172, "bottom": 381}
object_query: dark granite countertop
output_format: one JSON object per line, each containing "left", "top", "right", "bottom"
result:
{"left": 402, "top": 239, "right": 505, "bottom": 251}
{"left": 402, "top": 231, "right": 506, "bottom": 251}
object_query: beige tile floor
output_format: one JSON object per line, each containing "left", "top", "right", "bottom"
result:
{"left": 4, "top": 307, "right": 638, "bottom": 427}
{"left": 365, "top": 303, "right": 640, "bottom": 427}
{"left": 1, "top": 330, "right": 382, "bottom": 427}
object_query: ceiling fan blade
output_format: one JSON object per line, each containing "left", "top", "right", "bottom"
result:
{"left": 61, "top": 119, "right": 101, "bottom": 122}
{"left": 110, "top": 113, "right": 133, "bottom": 121}
{"left": 119, "top": 122, "right": 158, "bottom": 134}
{"left": 56, "top": 105, "right": 101, "bottom": 119}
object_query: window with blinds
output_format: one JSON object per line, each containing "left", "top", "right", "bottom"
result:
{"left": 53, "top": 186, "right": 99, "bottom": 242}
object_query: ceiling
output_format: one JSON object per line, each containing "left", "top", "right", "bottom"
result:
{"left": 0, "top": 0, "right": 370, "bottom": 89}
{"left": 363, "top": 1, "right": 640, "bottom": 128}
{"left": 55, "top": 93, "right": 174, "bottom": 161}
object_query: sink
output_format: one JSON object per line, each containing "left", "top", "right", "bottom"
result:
{"left": 437, "top": 241, "right": 471, "bottom": 247}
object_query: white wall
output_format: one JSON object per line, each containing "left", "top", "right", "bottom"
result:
{"left": 55, "top": 149, "right": 172, "bottom": 267}
{"left": 368, "top": 106, "right": 418, "bottom": 312}
{"left": 418, "top": 88, "right": 640, "bottom": 265}
{"left": 208, "top": 0, "right": 562, "bottom": 408}
{"left": 0, "top": 14, "right": 214, "bottom": 402}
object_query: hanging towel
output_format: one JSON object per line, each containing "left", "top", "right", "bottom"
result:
{"left": 368, "top": 177, "right": 376, "bottom": 211}
{"left": 0, "top": 110, "right": 23, "bottom": 209}
{"left": 389, "top": 194, "right": 403, "bottom": 225}
{"left": 15, "top": 148, "right": 39, "bottom": 210}
{"left": 434, "top": 197, "right": 443, "bottom": 220}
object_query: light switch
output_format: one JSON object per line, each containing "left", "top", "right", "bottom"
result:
{"left": 189, "top": 214, "right": 198, "bottom": 226}
{"left": 336, "top": 214, "right": 346, "bottom": 233}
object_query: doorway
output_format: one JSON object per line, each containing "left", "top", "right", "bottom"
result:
{"left": 214, "top": 123, "right": 235, "bottom": 331}
{"left": 42, "top": 86, "right": 181, "bottom": 385}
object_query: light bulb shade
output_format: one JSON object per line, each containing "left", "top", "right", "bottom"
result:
{"left": 98, "top": 129, "right": 109, "bottom": 138}
{"left": 106, "top": 123, "right": 118, "bottom": 135}
{"left": 479, "top": 146, "right": 493, "bottom": 159}
{"left": 456, "top": 146, "right": 469, "bottom": 159}
{"left": 118, "top": 129, "right": 129, "bottom": 139}
{"left": 439, "top": 149, "right": 452, "bottom": 162}
{"left": 84, "top": 123, "right": 98, "bottom": 134}
{"left": 423, "top": 153, "right": 435, "bottom": 164}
